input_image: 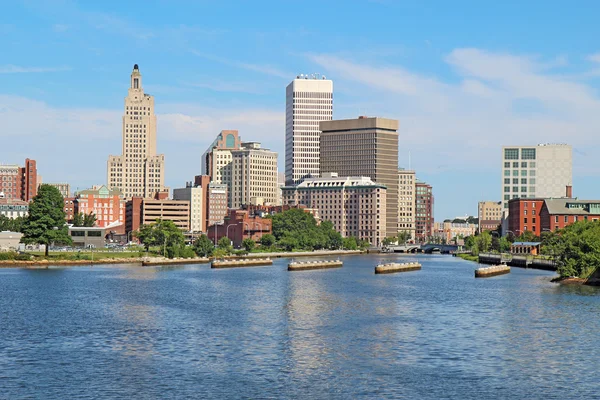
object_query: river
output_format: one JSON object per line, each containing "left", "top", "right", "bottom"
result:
{"left": 1, "top": 254, "right": 598, "bottom": 399}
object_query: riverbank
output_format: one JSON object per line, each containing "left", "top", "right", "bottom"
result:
{"left": 456, "top": 253, "right": 478, "bottom": 263}
{"left": 0, "top": 249, "right": 366, "bottom": 268}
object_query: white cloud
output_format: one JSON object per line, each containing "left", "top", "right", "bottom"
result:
{"left": 309, "top": 49, "right": 600, "bottom": 177}
{"left": 190, "top": 50, "right": 291, "bottom": 79}
{"left": 0, "top": 65, "right": 71, "bottom": 73}
{"left": 588, "top": 53, "right": 600, "bottom": 63}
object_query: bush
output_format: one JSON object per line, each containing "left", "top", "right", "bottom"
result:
{"left": 0, "top": 252, "right": 17, "bottom": 260}
{"left": 179, "top": 246, "right": 196, "bottom": 259}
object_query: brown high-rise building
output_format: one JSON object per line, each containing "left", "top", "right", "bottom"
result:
{"left": 319, "top": 117, "right": 399, "bottom": 237}
{"left": 0, "top": 158, "right": 37, "bottom": 201}
{"left": 415, "top": 181, "right": 434, "bottom": 242}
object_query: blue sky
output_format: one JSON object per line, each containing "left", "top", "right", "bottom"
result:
{"left": 2, "top": 0, "right": 600, "bottom": 220}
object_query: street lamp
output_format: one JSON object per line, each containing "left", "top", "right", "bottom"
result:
{"left": 226, "top": 224, "right": 236, "bottom": 247}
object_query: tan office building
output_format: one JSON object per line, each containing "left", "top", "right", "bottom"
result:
{"left": 282, "top": 173, "right": 387, "bottom": 246}
{"left": 398, "top": 168, "right": 416, "bottom": 240}
{"left": 107, "top": 64, "right": 166, "bottom": 199}
{"left": 126, "top": 197, "right": 190, "bottom": 233}
{"left": 231, "top": 142, "right": 278, "bottom": 209}
{"left": 320, "top": 117, "right": 399, "bottom": 237}
{"left": 478, "top": 201, "right": 502, "bottom": 232}
{"left": 202, "top": 130, "right": 242, "bottom": 207}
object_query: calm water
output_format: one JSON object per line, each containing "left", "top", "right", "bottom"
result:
{"left": 1, "top": 255, "right": 599, "bottom": 399}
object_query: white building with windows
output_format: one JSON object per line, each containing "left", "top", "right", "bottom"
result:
{"left": 107, "top": 64, "right": 166, "bottom": 199}
{"left": 398, "top": 168, "right": 416, "bottom": 239}
{"left": 173, "top": 184, "right": 204, "bottom": 233}
{"left": 285, "top": 75, "right": 333, "bottom": 185}
{"left": 501, "top": 144, "right": 572, "bottom": 213}
{"left": 281, "top": 172, "right": 387, "bottom": 246}
{"left": 230, "top": 142, "right": 278, "bottom": 209}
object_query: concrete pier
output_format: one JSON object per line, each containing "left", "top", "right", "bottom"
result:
{"left": 142, "top": 257, "right": 210, "bottom": 267}
{"left": 475, "top": 264, "right": 511, "bottom": 278}
{"left": 288, "top": 260, "right": 343, "bottom": 271}
{"left": 374, "top": 262, "right": 421, "bottom": 274}
{"left": 211, "top": 258, "right": 273, "bottom": 269}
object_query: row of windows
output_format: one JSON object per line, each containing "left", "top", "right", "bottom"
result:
{"left": 504, "top": 170, "right": 536, "bottom": 177}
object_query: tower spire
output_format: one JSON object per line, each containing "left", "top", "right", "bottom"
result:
{"left": 131, "top": 64, "right": 142, "bottom": 89}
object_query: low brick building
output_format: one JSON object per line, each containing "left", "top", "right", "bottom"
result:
{"left": 540, "top": 199, "right": 600, "bottom": 231}
{"left": 507, "top": 198, "right": 546, "bottom": 237}
{"left": 207, "top": 209, "right": 272, "bottom": 248}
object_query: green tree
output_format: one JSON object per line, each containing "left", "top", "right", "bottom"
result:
{"left": 342, "top": 237, "right": 358, "bottom": 250}
{"left": 193, "top": 234, "right": 214, "bottom": 257}
{"left": 544, "top": 221, "right": 600, "bottom": 278}
{"left": 397, "top": 231, "right": 411, "bottom": 245}
{"left": 270, "top": 209, "right": 346, "bottom": 251}
{"left": 134, "top": 219, "right": 185, "bottom": 258}
{"left": 83, "top": 213, "right": 97, "bottom": 227}
{"left": 0, "top": 215, "right": 25, "bottom": 232}
{"left": 271, "top": 208, "right": 317, "bottom": 240}
{"left": 499, "top": 236, "right": 511, "bottom": 253}
{"left": 259, "top": 233, "right": 276, "bottom": 247}
{"left": 20, "top": 184, "right": 72, "bottom": 257}
{"left": 218, "top": 236, "right": 233, "bottom": 254}
{"left": 72, "top": 212, "right": 84, "bottom": 227}
{"left": 242, "top": 238, "right": 255, "bottom": 252}
{"left": 382, "top": 236, "right": 396, "bottom": 246}
{"left": 516, "top": 230, "right": 539, "bottom": 243}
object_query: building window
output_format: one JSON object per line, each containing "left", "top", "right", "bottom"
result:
{"left": 513, "top": 170, "right": 519, "bottom": 176}
{"left": 504, "top": 162, "right": 510, "bottom": 168}
{"left": 564, "top": 216, "right": 568, "bottom": 223}
{"left": 524, "top": 218, "right": 528, "bottom": 223}
{"left": 505, "top": 148, "right": 519, "bottom": 160}
{"left": 504, "top": 170, "right": 510, "bottom": 177}
{"left": 521, "top": 170, "right": 527, "bottom": 176}
{"left": 522, "top": 148, "right": 536, "bottom": 159}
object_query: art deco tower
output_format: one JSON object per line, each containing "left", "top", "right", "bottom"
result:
{"left": 107, "top": 64, "right": 166, "bottom": 199}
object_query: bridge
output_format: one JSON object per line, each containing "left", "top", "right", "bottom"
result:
{"left": 384, "top": 244, "right": 460, "bottom": 254}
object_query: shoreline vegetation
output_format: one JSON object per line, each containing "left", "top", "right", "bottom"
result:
{"left": 0, "top": 249, "right": 365, "bottom": 268}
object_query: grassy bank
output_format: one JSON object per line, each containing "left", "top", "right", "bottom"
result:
{"left": 457, "top": 253, "right": 478, "bottom": 263}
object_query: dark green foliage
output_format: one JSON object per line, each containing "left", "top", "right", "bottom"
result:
{"left": 218, "top": 236, "right": 233, "bottom": 254}
{"left": 20, "top": 184, "right": 72, "bottom": 256}
{"left": 271, "top": 209, "right": 346, "bottom": 251}
{"left": 544, "top": 221, "right": 600, "bottom": 278}
{"left": 0, "top": 215, "right": 25, "bottom": 232}
{"left": 193, "top": 234, "right": 214, "bottom": 257}
{"left": 73, "top": 212, "right": 97, "bottom": 227}
{"left": 342, "top": 237, "right": 358, "bottom": 250}
{"left": 259, "top": 233, "right": 276, "bottom": 247}
{"left": 134, "top": 219, "right": 185, "bottom": 258}
{"left": 515, "top": 230, "right": 539, "bottom": 243}
{"left": 242, "top": 238, "right": 255, "bottom": 252}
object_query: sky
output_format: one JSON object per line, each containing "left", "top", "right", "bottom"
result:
{"left": 1, "top": 0, "right": 600, "bottom": 220}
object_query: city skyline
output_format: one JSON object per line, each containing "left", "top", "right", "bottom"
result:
{"left": 1, "top": 1, "right": 600, "bottom": 220}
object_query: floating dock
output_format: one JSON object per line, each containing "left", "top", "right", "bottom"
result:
{"left": 374, "top": 262, "right": 421, "bottom": 274}
{"left": 475, "top": 264, "right": 511, "bottom": 278}
{"left": 288, "top": 260, "right": 343, "bottom": 271}
{"left": 142, "top": 257, "right": 209, "bottom": 267}
{"left": 211, "top": 258, "right": 273, "bottom": 269}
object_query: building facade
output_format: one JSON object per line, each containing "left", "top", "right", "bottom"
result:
{"left": 206, "top": 182, "right": 228, "bottom": 228}
{"left": 173, "top": 184, "right": 204, "bottom": 233}
{"left": 0, "top": 198, "right": 28, "bottom": 219}
{"left": 282, "top": 173, "right": 387, "bottom": 246}
{"left": 285, "top": 75, "right": 333, "bottom": 185}
{"left": 230, "top": 142, "right": 278, "bottom": 209}
{"left": 46, "top": 183, "right": 70, "bottom": 198}
{"left": 501, "top": 144, "right": 572, "bottom": 212}
{"left": 0, "top": 159, "right": 37, "bottom": 201}
{"left": 207, "top": 209, "right": 272, "bottom": 248}
{"left": 201, "top": 130, "right": 242, "bottom": 206}
{"left": 507, "top": 198, "right": 546, "bottom": 237}
{"left": 320, "top": 117, "right": 399, "bottom": 237}
{"left": 75, "top": 185, "right": 126, "bottom": 232}
{"left": 398, "top": 168, "right": 416, "bottom": 239}
{"left": 478, "top": 201, "right": 502, "bottom": 233}
{"left": 540, "top": 199, "right": 600, "bottom": 231}
{"left": 433, "top": 222, "right": 478, "bottom": 244}
{"left": 107, "top": 64, "right": 166, "bottom": 199}
{"left": 125, "top": 197, "right": 190, "bottom": 235}
{"left": 415, "top": 181, "right": 434, "bottom": 242}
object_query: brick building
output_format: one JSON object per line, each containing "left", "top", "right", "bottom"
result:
{"left": 415, "top": 181, "right": 434, "bottom": 242}
{"left": 540, "top": 199, "right": 600, "bottom": 231}
{"left": 63, "top": 197, "right": 76, "bottom": 223}
{"left": 207, "top": 209, "right": 272, "bottom": 248}
{"left": 507, "top": 198, "right": 546, "bottom": 237}
{"left": 0, "top": 159, "right": 37, "bottom": 201}
{"left": 76, "top": 185, "right": 126, "bottom": 233}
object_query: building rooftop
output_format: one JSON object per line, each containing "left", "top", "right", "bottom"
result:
{"left": 286, "top": 174, "right": 386, "bottom": 190}
{"left": 543, "top": 198, "right": 600, "bottom": 215}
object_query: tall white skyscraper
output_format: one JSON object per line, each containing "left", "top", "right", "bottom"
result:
{"left": 501, "top": 144, "right": 572, "bottom": 211}
{"left": 285, "top": 74, "right": 333, "bottom": 185}
{"left": 107, "top": 64, "right": 166, "bottom": 199}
